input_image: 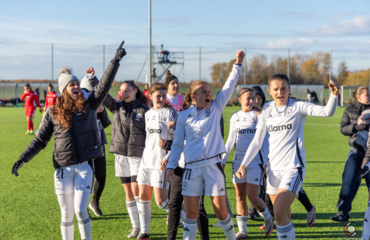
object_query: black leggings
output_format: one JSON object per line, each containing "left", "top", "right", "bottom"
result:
{"left": 92, "top": 146, "right": 107, "bottom": 205}
{"left": 167, "top": 167, "right": 209, "bottom": 240}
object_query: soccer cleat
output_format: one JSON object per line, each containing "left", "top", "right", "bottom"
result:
{"left": 236, "top": 231, "right": 248, "bottom": 239}
{"left": 264, "top": 217, "right": 274, "bottom": 236}
{"left": 248, "top": 214, "right": 257, "bottom": 220}
{"left": 25, "top": 130, "right": 30, "bottom": 135}
{"left": 259, "top": 223, "right": 276, "bottom": 230}
{"left": 127, "top": 228, "right": 140, "bottom": 238}
{"left": 89, "top": 202, "right": 103, "bottom": 217}
{"left": 307, "top": 205, "right": 316, "bottom": 227}
{"left": 213, "top": 220, "right": 222, "bottom": 227}
{"left": 137, "top": 233, "right": 150, "bottom": 240}
{"left": 330, "top": 211, "right": 349, "bottom": 222}
{"left": 29, "top": 130, "right": 35, "bottom": 135}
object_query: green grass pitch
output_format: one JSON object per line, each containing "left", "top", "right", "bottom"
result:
{"left": 0, "top": 106, "right": 368, "bottom": 239}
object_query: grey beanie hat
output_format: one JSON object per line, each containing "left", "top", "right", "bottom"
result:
{"left": 80, "top": 76, "right": 92, "bottom": 91}
{"left": 58, "top": 67, "right": 79, "bottom": 93}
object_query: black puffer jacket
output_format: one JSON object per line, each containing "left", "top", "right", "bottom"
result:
{"left": 20, "top": 61, "right": 119, "bottom": 168}
{"left": 340, "top": 100, "right": 370, "bottom": 151}
{"left": 90, "top": 77, "right": 150, "bottom": 157}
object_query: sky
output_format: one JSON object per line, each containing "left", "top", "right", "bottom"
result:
{"left": 0, "top": 0, "right": 369, "bottom": 82}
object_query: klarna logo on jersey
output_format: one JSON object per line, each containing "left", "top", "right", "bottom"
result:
{"left": 268, "top": 124, "right": 292, "bottom": 132}
{"left": 149, "top": 129, "right": 162, "bottom": 133}
{"left": 238, "top": 128, "right": 256, "bottom": 134}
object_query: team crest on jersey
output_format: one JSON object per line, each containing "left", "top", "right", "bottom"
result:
{"left": 152, "top": 116, "right": 156, "bottom": 120}
{"left": 268, "top": 114, "right": 273, "bottom": 118}
{"left": 286, "top": 108, "right": 292, "bottom": 116}
{"left": 205, "top": 108, "right": 210, "bottom": 116}
{"left": 242, "top": 117, "right": 247, "bottom": 121}
{"left": 135, "top": 113, "right": 142, "bottom": 121}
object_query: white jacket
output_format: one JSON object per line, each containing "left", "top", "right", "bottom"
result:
{"left": 167, "top": 64, "right": 242, "bottom": 169}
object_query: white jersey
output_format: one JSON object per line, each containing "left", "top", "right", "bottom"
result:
{"left": 223, "top": 110, "right": 268, "bottom": 168}
{"left": 168, "top": 64, "right": 243, "bottom": 169}
{"left": 141, "top": 107, "right": 177, "bottom": 169}
{"left": 241, "top": 95, "right": 337, "bottom": 170}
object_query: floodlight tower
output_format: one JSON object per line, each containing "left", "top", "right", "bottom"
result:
{"left": 146, "top": 0, "right": 152, "bottom": 87}
{"left": 152, "top": 44, "right": 184, "bottom": 82}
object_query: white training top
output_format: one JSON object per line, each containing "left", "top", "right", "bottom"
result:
{"left": 166, "top": 94, "right": 179, "bottom": 106}
{"left": 141, "top": 107, "right": 178, "bottom": 169}
{"left": 222, "top": 109, "right": 268, "bottom": 168}
{"left": 168, "top": 64, "right": 243, "bottom": 169}
{"left": 241, "top": 94, "right": 337, "bottom": 170}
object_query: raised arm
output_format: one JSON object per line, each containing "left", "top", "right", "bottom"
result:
{"left": 222, "top": 116, "right": 237, "bottom": 164}
{"left": 303, "top": 80, "right": 339, "bottom": 117}
{"left": 214, "top": 51, "right": 244, "bottom": 111}
{"left": 88, "top": 41, "right": 126, "bottom": 110}
{"left": 89, "top": 74, "right": 119, "bottom": 113}
{"left": 12, "top": 109, "right": 54, "bottom": 176}
{"left": 20, "top": 92, "right": 26, "bottom": 101}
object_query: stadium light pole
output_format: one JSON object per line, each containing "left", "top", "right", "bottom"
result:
{"left": 244, "top": 47, "right": 247, "bottom": 84}
{"left": 287, "top": 48, "right": 290, "bottom": 80}
{"left": 199, "top": 47, "right": 201, "bottom": 80}
{"left": 329, "top": 50, "right": 332, "bottom": 81}
{"left": 51, "top": 43, "right": 54, "bottom": 82}
{"left": 103, "top": 44, "right": 105, "bottom": 73}
{"left": 147, "top": 0, "right": 152, "bottom": 87}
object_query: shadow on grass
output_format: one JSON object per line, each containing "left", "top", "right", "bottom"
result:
{"left": 307, "top": 161, "right": 344, "bottom": 164}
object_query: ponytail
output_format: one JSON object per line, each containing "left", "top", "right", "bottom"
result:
{"left": 182, "top": 92, "right": 193, "bottom": 110}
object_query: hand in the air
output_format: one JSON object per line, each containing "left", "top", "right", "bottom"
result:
{"left": 86, "top": 67, "right": 95, "bottom": 76}
{"left": 328, "top": 80, "right": 340, "bottom": 96}
{"left": 235, "top": 50, "right": 245, "bottom": 65}
{"left": 114, "top": 41, "right": 127, "bottom": 62}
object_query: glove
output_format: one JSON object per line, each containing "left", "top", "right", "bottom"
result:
{"left": 357, "top": 166, "right": 369, "bottom": 182}
{"left": 113, "top": 41, "right": 126, "bottom": 63}
{"left": 12, "top": 158, "right": 26, "bottom": 176}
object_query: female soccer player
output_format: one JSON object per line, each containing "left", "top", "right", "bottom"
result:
{"left": 166, "top": 50, "right": 245, "bottom": 240}
{"left": 11, "top": 41, "right": 126, "bottom": 240}
{"left": 223, "top": 88, "right": 273, "bottom": 239}
{"left": 44, "top": 83, "right": 58, "bottom": 112}
{"left": 20, "top": 84, "right": 42, "bottom": 135}
{"left": 236, "top": 74, "right": 339, "bottom": 240}
{"left": 89, "top": 78, "right": 149, "bottom": 238}
{"left": 136, "top": 82, "right": 177, "bottom": 240}
{"left": 164, "top": 70, "right": 184, "bottom": 112}
{"left": 80, "top": 73, "right": 111, "bottom": 217}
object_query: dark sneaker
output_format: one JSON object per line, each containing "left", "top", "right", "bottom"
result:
{"left": 89, "top": 202, "right": 103, "bottom": 217}
{"left": 248, "top": 214, "right": 257, "bottom": 220}
{"left": 307, "top": 205, "right": 316, "bottom": 227}
{"left": 330, "top": 211, "right": 349, "bottom": 222}
{"left": 137, "top": 233, "right": 150, "bottom": 240}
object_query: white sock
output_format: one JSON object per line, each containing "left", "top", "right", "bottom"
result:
{"left": 138, "top": 200, "right": 151, "bottom": 234}
{"left": 183, "top": 218, "right": 198, "bottom": 240}
{"left": 236, "top": 215, "right": 248, "bottom": 233}
{"left": 181, "top": 210, "right": 186, "bottom": 221}
{"left": 61, "top": 222, "right": 74, "bottom": 240}
{"left": 159, "top": 198, "right": 170, "bottom": 212}
{"left": 126, "top": 200, "right": 139, "bottom": 229}
{"left": 276, "top": 221, "right": 295, "bottom": 240}
{"left": 220, "top": 214, "right": 236, "bottom": 240}
{"left": 135, "top": 196, "right": 139, "bottom": 204}
{"left": 258, "top": 208, "right": 272, "bottom": 220}
{"left": 363, "top": 202, "right": 370, "bottom": 239}
{"left": 77, "top": 217, "right": 92, "bottom": 240}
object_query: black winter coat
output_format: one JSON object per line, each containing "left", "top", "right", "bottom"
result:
{"left": 20, "top": 60, "right": 119, "bottom": 168}
{"left": 340, "top": 100, "right": 370, "bottom": 151}
{"left": 89, "top": 77, "right": 150, "bottom": 158}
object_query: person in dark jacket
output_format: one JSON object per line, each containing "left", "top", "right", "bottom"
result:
{"left": 89, "top": 77, "right": 149, "bottom": 238}
{"left": 11, "top": 41, "right": 126, "bottom": 240}
{"left": 80, "top": 74, "right": 111, "bottom": 217}
{"left": 331, "top": 86, "right": 370, "bottom": 222}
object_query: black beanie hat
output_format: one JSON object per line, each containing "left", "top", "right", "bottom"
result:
{"left": 164, "top": 70, "right": 178, "bottom": 87}
{"left": 251, "top": 86, "right": 266, "bottom": 107}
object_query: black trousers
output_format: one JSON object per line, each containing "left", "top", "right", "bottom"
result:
{"left": 92, "top": 145, "right": 107, "bottom": 205}
{"left": 167, "top": 167, "right": 209, "bottom": 240}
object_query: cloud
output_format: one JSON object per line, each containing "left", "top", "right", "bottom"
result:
{"left": 327, "top": 12, "right": 353, "bottom": 22}
{"left": 267, "top": 38, "right": 316, "bottom": 49}
{"left": 303, "top": 15, "right": 370, "bottom": 36}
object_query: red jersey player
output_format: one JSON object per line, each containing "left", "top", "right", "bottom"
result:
{"left": 20, "top": 84, "right": 42, "bottom": 135}
{"left": 44, "top": 83, "right": 58, "bottom": 112}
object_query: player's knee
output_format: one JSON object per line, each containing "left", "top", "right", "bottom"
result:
{"left": 235, "top": 194, "right": 245, "bottom": 203}
{"left": 185, "top": 208, "right": 199, "bottom": 219}
{"left": 75, "top": 209, "right": 89, "bottom": 221}
{"left": 139, "top": 193, "right": 151, "bottom": 201}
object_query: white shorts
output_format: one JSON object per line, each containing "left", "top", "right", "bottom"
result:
{"left": 266, "top": 167, "right": 306, "bottom": 197}
{"left": 182, "top": 163, "right": 226, "bottom": 197}
{"left": 115, "top": 155, "right": 141, "bottom": 178}
{"left": 137, "top": 167, "right": 169, "bottom": 190}
{"left": 232, "top": 162, "right": 264, "bottom": 185}
{"left": 54, "top": 161, "right": 94, "bottom": 195}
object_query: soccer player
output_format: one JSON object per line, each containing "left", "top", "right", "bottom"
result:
{"left": 20, "top": 83, "right": 42, "bottom": 135}
{"left": 236, "top": 74, "right": 339, "bottom": 240}
{"left": 164, "top": 70, "right": 184, "bottom": 112}
{"left": 44, "top": 83, "right": 58, "bottom": 112}
{"left": 89, "top": 78, "right": 149, "bottom": 238}
{"left": 11, "top": 41, "right": 125, "bottom": 240}
{"left": 166, "top": 50, "right": 245, "bottom": 240}
{"left": 136, "top": 82, "right": 177, "bottom": 240}
{"left": 223, "top": 88, "right": 273, "bottom": 239}
{"left": 80, "top": 73, "right": 111, "bottom": 217}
